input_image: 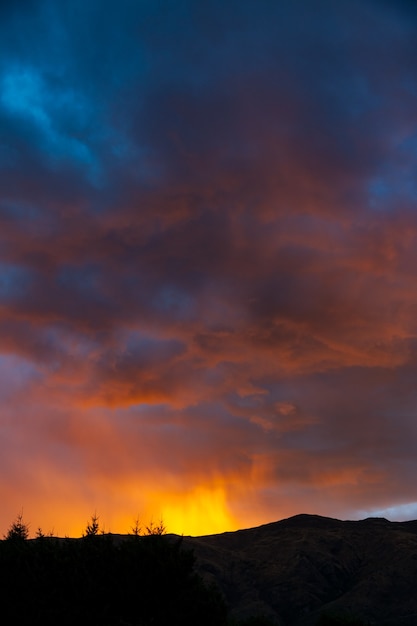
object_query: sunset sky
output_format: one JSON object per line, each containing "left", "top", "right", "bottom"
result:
{"left": 1, "top": 0, "right": 417, "bottom": 537}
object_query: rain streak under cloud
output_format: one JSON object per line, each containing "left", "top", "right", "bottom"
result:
{"left": 1, "top": 0, "right": 417, "bottom": 537}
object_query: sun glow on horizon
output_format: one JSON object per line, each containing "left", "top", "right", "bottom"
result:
{"left": 159, "top": 484, "right": 238, "bottom": 536}
{"left": 3, "top": 482, "right": 240, "bottom": 539}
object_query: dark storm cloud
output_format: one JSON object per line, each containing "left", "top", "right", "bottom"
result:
{"left": 1, "top": 0, "right": 417, "bottom": 534}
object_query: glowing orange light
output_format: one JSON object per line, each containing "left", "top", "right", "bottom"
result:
{"left": 158, "top": 484, "right": 238, "bottom": 536}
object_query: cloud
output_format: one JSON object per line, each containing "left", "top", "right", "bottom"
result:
{"left": 0, "top": 0, "right": 417, "bottom": 536}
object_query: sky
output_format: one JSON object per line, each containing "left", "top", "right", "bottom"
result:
{"left": 1, "top": 0, "right": 417, "bottom": 538}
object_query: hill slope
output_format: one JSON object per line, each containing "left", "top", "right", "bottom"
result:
{"left": 183, "top": 514, "right": 417, "bottom": 625}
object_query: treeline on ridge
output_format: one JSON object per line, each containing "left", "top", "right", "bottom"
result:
{"left": 0, "top": 511, "right": 228, "bottom": 625}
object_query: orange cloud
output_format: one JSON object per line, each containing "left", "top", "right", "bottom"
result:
{"left": 2, "top": 0, "right": 417, "bottom": 538}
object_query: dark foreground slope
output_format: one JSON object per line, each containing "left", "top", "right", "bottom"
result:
{"left": 0, "top": 532, "right": 228, "bottom": 626}
{"left": 185, "top": 514, "right": 417, "bottom": 626}
{"left": 2, "top": 514, "right": 416, "bottom": 625}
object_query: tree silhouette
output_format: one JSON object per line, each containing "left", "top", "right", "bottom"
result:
{"left": 4, "top": 511, "right": 29, "bottom": 541}
{"left": 82, "top": 512, "right": 102, "bottom": 537}
{"left": 130, "top": 516, "right": 141, "bottom": 536}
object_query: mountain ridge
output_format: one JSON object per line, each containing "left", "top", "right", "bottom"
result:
{"left": 180, "top": 513, "right": 417, "bottom": 625}
{"left": 12, "top": 513, "right": 417, "bottom": 624}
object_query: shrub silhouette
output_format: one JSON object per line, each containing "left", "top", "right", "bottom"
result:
{"left": 145, "top": 517, "right": 166, "bottom": 535}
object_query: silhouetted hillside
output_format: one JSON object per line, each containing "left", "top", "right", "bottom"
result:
{"left": 2, "top": 513, "right": 416, "bottom": 625}
{"left": 0, "top": 530, "right": 228, "bottom": 626}
{"left": 184, "top": 514, "right": 417, "bottom": 625}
